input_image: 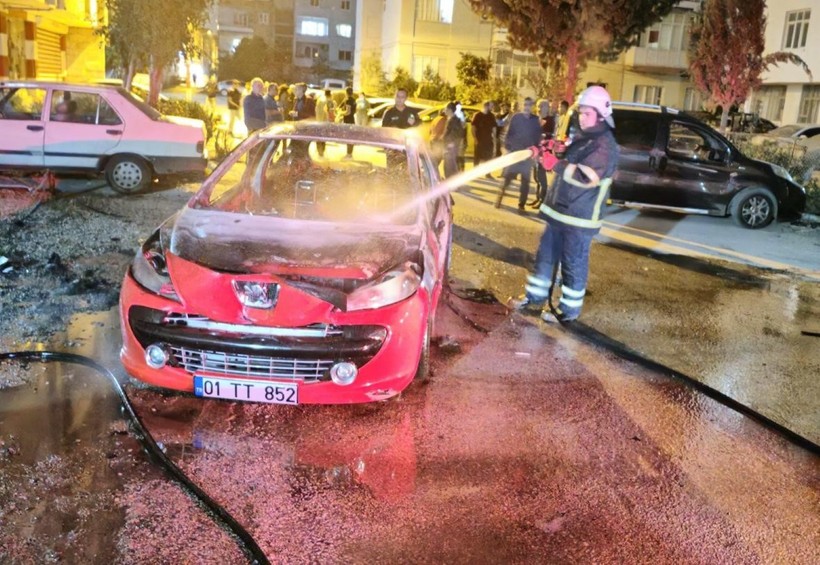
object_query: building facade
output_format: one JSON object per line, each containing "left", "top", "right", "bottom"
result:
{"left": 0, "top": 0, "right": 105, "bottom": 82}
{"left": 293, "top": 0, "right": 356, "bottom": 77}
{"left": 753, "top": 0, "right": 818, "bottom": 125}
{"left": 207, "top": 0, "right": 294, "bottom": 63}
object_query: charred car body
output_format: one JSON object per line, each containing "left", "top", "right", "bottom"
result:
{"left": 120, "top": 123, "right": 452, "bottom": 404}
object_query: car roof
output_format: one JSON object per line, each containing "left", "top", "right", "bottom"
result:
{"left": 258, "top": 121, "right": 423, "bottom": 149}
{"left": 0, "top": 80, "right": 122, "bottom": 90}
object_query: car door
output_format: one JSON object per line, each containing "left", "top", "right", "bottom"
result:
{"left": 655, "top": 120, "right": 735, "bottom": 210}
{"left": 0, "top": 86, "right": 47, "bottom": 168}
{"left": 44, "top": 89, "right": 123, "bottom": 170}
{"left": 417, "top": 150, "right": 451, "bottom": 291}
{"left": 609, "top": 111, "right": 663, "bottom": 204}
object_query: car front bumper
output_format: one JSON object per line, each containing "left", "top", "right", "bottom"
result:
{"left": 119, "top": 271, "right": 429, "bottom": 404}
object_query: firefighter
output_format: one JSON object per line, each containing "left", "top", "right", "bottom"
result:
{"left": 509, "top": 86, "right": 620, "bottom": 323}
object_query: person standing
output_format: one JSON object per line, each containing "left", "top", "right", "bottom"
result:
{"left": 264, "top": 82, "right": 283, "bottom": 125}
{"left": 509, "top": 86, "right": 620, "bottom": 323}
{"left": 355, "top": 92, "right": 370, "bottom": 126}
{"left": 205, "top": 75, "right": 218, "bottom": 111}
{"left": 429, "top": 108, "right": 448, "bottom": 170}
{"left": 290, "top": 83, "right": 316, "bottom": 121}
{"left": 227, "top": 80, "right": 242, "bottom": 137}
{"left": 243, "top": 77, "right": 267, "bottom": 134}
{"left": 340, "top": 86, "right": 357, "bottom": 157}
{"left": 442, "top": 102, "right": 465, "bottom": 179}
{"left": 471, "top": 100, "right": 497, "bottom": 178}
{"left": 554, "top": 100, "right": 571, "bottom": 140}
{"left": 381, "top": 88, "right": 420, "bottom": 129}
{"left": 315, "top": 88, "right": 336, "bottom": 156}
{"left": 277, "top": 84, "right": 292, "bottom": 120}
{"left": 495, "top": 97, "right": 542, "bottom": 213}
{"left": 495, "top": 102, "right": 511, "bottom": 157}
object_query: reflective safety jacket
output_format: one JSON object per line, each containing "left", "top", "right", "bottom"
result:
{"left": 540, "top": 123, "right": 619, "bottom": 231}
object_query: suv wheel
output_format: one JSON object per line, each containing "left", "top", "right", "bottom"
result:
{"left": 106, "top": 155, "right": 151, "bottom": 194}
{"left": 730, "top": 187, "right": 777, "bottom": 229}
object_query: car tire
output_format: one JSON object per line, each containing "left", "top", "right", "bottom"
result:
{"left": 730, "top": 187, "right": 777, "bottom": 229}
{"left": 414, "top": 317, "right": 432, "bottom": 383}
{"left": 106, "top": 155, "right": 151, "bottom": 194}
{"left": 220, "top": 88, "right": 228, "bottom": 96}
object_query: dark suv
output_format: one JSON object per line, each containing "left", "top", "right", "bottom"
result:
{"left": 605, "top": 103, "right": 806, "bottom": 229}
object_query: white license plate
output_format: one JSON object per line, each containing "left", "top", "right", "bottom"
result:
{"left": 194, "top": 376, "right": 298, "bottom": 405}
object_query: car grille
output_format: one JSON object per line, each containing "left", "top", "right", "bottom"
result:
{"left": 170, "top": 345, "right": 334, "bottom": 383}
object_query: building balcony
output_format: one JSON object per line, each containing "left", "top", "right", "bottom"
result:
{"left": 624, "top": 46, "right": 689, "bottom": 74}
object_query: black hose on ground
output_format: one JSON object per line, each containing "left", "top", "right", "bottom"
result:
{"left": 541, "top": 272, "right": 820, "bottom": 454}
{"left": 0, "top": 350, "right": 270, "bottom": 565}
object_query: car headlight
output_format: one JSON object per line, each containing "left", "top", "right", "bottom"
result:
{"left": 771, "top": 164, "right": 794, "bottom": 182}
{"left": 346, "top": 264, "right": 421, "bottom": 311}
{"left": 131, "top": 230, "right": 180, "bottom": 301}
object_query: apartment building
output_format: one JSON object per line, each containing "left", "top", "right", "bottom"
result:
{"left": 293, "top": 0, "right": 356, "bottom": 75}
{"left": 0, "top": 0, "right": 105, "bottom": 82}
{"left": 752, "top": 0, "right": 818, "bottom": 125}
{"left": 354, "top": 0, "right": 493, "bottom": 90}
{"left": 208, "top": 0, "right": 294, "bottom": 61}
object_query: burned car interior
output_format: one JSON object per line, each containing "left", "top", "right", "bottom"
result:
{"left": 199, "top": 138, "right": 418, "bottom": 225}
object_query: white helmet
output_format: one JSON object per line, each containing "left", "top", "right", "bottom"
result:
{"left": 578, "top": 85, "right": 614, "bottom": 128}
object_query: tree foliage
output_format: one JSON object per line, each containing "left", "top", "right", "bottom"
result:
{"left": 218, "top": 37, "right": 295, "bottom": 84}
{"left": 360, "top": 53, "right": 390, "bottom": 96}
{"left": 389, "top": 67, "right": 419, "bottom": 97}
{"left": 468, "top": 0, "right": 678, "bottom": 102}
{"left": 101, "top": 0, "right": 211, "bottom": 105}
{"left": 688, "top": 0, "right": 812, "bottom": 132}
{"left": 455, "top": 52, "right": 492, "bottom": 104}
{"left": 416, "top": 66, "right": 455, "bottom": 101}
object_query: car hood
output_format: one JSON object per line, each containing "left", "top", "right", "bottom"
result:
{"left": 167, "top": 207, "right": 423, "bottom": 281}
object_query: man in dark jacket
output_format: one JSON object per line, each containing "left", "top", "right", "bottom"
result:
{"left": 472, "top": 101, "right": 497, "bottom": 177}
{"left": 495, "top": 97, "right": 542, "bottom": 213}
{"left": 290, "top": 83, "right": 316, "bottom": 121}
{"left": 382, "top": 88, "right": 420, "bottom": 129}
{"left": 509, "top": 86, "right": 620, "bottom": 323}
{"left": 243, "top": 77, "right": 267, "bottom": 134}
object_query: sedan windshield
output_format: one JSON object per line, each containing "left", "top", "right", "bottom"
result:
{"left": 196, "top": 137, "right": 419, "bottom": 224}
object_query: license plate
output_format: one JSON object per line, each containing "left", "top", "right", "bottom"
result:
{"left": 194, "top": 376, "right": 298, "bottom": 405}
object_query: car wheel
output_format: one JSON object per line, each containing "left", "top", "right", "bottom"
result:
{"left": 414, "top": 317, "right": 432, "bottom": 383}
{"left": 106, "top": 155, "right": 151, "bottom": 194}
{"left": 730, "top": 187, "right": 777, "bottom": 229}
{"left": 220, "top": 88, "right": 228, "bottom": 96}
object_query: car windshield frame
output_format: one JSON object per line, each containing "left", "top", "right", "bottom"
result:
{"left": 192, "top": 133, "right": 425, "bottom": 228}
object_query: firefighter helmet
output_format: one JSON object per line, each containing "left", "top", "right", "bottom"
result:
{"left": 578, "top": 86, "right": 614, "bottom": 128}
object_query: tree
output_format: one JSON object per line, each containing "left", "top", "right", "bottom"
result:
{"left": 389, "top": 67, "right": 419, "bottom": 97}
{"left": 360, "top": 53, "right": 390, "bottom": 96}
{"left": 689, "top": 0, "right": 812, "bottom": 133}
{"left": 468, "top": 0, "right": 679, "bottom": 103}
{"left": 101, "top": 0, "right": 211, "bottom": 106}
{"left": 455, "top": 52, "right": 492, "bottom": 104}
{"left": 416, "top": 66, "right": 455, "bottom": 101}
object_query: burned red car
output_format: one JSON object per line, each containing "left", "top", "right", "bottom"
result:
{"left": 119, "top": 122, "right": 452, "bottom": 404}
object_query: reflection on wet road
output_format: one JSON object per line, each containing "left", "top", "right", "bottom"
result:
{"left": 124, "top": 294, "right": 818, "bottom": 562}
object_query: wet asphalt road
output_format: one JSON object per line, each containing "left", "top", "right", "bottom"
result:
{"left": 1, "top": 175, "right": 819, "bottom": 562}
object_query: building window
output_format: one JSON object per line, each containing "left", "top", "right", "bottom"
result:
{"left": 416, "top": 0, "right": 453, "bottom": 24}
{"left": 754, "top": 86, "right": 787, "bottom": 122}
{"left": 783, "top": 10, "right": 810, "bottom": 49}
{"left": 412, "top": 55, "right": 442, "bottom": 81}
{"left": 683, "top": 88, "right": 702, "bottom": 112}
{"left": 298, "top": 16, "right": 329, "bottom": 37}
{"left": 336, "top": 24, "right": 352, "bottom": 38}
{"left": 633, "top": 85, "right": 663, "bottom": 105}
{"left": 258, "top": 12, "right": 269, "bottom": 25}
{"left": 234, "top": 12, "right": 249, "bottom": 27}
{"left": 797, "top": 84, "right": 820, "bottom": 124}
{"left": 299, "top": 44, "right": 320, "bottom": 59}
{"left": 341, "top": 0, "right": 351, "bottom": 9}
{"left": 339, "top": 50, "right": 352, "bottom": 62}
{"left": 641, "top": 12, "right": 689, "bottom": 50}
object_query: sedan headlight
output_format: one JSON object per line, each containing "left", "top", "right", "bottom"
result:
{"left": 346, "top": 265, "right": 421, "bottom": 311}
{"left": 771, "top": 164, "right": 794, "bottom": 182}
{"left": 131, "top": 230, "right": 180, "bottom": 301}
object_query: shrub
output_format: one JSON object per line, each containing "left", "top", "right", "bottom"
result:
{"left": 156, "top": 98, "right": 219, "bottom": 141}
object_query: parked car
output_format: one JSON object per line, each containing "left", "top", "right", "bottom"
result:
{"left": 0, "top": 81, "right": 207, "bottom": 193}
{"left": 760, "top": 123, "right": 820, "bottom": 140}
{"left": 599, "top": 103, "right": 807, "bottom": 228}
{"left": 119, "top": 122, "right": 452, "bottom": 404}
{"left": 217, "top": 80, "right": 244, "bottom": 96}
